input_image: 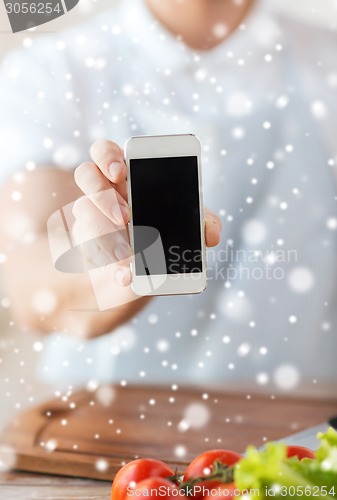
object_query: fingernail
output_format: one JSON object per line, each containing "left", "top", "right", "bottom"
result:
{"left": 120, "top": 205, "right": 130, "bottom": 222}
{"left": 109, "top": 162, "right": 123, "bottom": 180}
{"left": 115, "top": 269, "right": 125, "bottom": 285}
{"left": 112, "top": 204, "right": 129, "bottom": 225}
{"left": 114, "top": 243, "right": 131, "bottom": 261}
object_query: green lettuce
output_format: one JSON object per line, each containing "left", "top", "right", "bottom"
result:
{"left": 234, "top": 427, "right": 337, "bottom": 499}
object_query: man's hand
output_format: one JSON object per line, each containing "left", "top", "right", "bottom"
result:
{"left": 0, "top": 140, "right": 221, "bottom": 340}
{"left": 74, "top": 139, "right": 222, "bottom": 287}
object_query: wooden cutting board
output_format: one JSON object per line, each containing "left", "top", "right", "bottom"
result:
{"left": 1, "top": 384, "right": 337, "bottom": 481}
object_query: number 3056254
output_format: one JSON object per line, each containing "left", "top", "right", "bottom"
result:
{"left": 5, "top": 3, "right": 62, "bottom": 14}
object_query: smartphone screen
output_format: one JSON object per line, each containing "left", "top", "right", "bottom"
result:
{"left": 130, "top": 156, "right": 202, "bottom": 276}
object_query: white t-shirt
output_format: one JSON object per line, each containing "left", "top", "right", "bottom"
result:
{"left": 1, "top": 0, "right": 337, "bottom": 395}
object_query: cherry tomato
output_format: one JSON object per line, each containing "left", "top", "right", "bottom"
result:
{"left": 131, "top": 477, "right": 182, "bottom": 500}
{"left": 203, "top": 483, "right": 237, "bottom": 500}
{"left": 286, "top": 445, "right": 315, "bottom": 460}
{"left": 183, "top": 450, "right": 242, "bottom": 498}
{"left": 111, "top": 458, "right": 175, "bottom": 500}
{"left": 184, "top": 450, "right": 242, "bottom": 480}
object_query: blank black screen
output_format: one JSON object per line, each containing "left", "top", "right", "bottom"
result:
{"left": 130, "top": 156, "right": 202, "bottom": 275}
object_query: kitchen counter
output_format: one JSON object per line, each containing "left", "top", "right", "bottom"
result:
{"left": 0, "top": 471, "right": 110, "bottom": 500}
{"left": 1, "top": 385, "right": 336, "bottom": 499}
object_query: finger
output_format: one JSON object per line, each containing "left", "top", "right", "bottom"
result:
{"left": 75, "top": 233, "right": 132, "bottom": 289}
{"left": 71, "top": 204, "right": 118, "bottom": 249}
{"left": 74, "top": 165, "right": 130, "bottom": 226}
{"left": 90, "top": 188, "right": 130, "bottom": 227}
{"left": 72, "top": 213, "right": 132, "bottom": 288}
{"left": 72, "top": 196, "right": 117, "bottom": 242}
{"left": 72, "top": 197, "right": 131, "bottom": 257}
{"left": 74, "top": 161, "right": 110, "bottom": 194}
{"left": 73, "top": 227, "right": 113, "bottom": 269}
{"left": 205, "top": 208, "right": 222, "bottom": 247}
{"left": 90, "top": 139, "right": 127, "bottom": 190}
{"left": 99, "top": 260, "right": 132, "bottom": 287}
{"left": 114, "top": 262, "right": 132, "bottom": 287}
{"left": 94, "top": 231, "right": 131, "bottom": 268}
{"left": 73, "top": 186, "right": 130, "bottom": 228}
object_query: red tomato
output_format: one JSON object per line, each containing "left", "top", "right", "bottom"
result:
{"left": 111, "top": 459, "right": 175, "bottom": 500}
{"left": 286, "top": 445, "right": 315, "bottom": 460}
{"left": 203, "top": 483, "right": 237, "bottom": 500}
{"left": 183, "top": 450, "right": 242, "bottom": 498}
{"left": 129, "top": 477, "right": 182, "bottom": 500}
{"left": 184, "top": 450, "right": 242, "bottom": 480}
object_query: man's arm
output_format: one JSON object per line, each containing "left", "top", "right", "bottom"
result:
{"left": 0, "top": 168, "right": 150, "bottom": 338}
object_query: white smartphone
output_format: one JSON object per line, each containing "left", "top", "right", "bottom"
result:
{"left": 125, "top": 134, "right": 207, "bottom": 296}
